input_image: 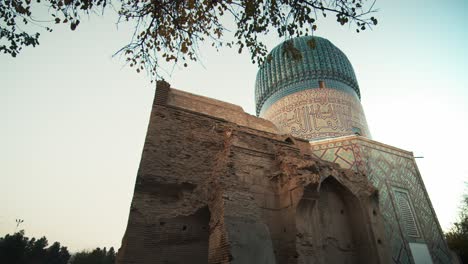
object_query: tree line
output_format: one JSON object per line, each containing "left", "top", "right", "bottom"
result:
{"left": 2, "top": 199, "right": 467, "bottom": 264}
{"left": 445, "top": 185, "right": 468, "bottom": 263}
{"left": 0, "top": 230, "right": 116, "bottom": 264}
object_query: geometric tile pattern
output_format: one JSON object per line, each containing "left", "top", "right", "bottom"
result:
{"left": 310, "top": 136, "right": 451, "bottom": 264}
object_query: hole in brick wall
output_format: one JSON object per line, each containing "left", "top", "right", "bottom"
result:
{"left": 377, "top": 239, "right": 382, "bottom": 244}
{"left": 373, "top": 209, "right": 377, "bottom": 216}
{"left": 155, "top": 206, "right": 210, "bottom": 263}
{"left": 139, "top": 182, "right": 196, "bottom": 203}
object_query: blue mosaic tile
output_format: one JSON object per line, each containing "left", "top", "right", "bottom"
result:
{"left": 255, "top": 36, "right": 361, "bottom": 116}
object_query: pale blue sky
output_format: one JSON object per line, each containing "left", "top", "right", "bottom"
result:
{"left": 1, "top": 0, "right": 467, "bottom": 251}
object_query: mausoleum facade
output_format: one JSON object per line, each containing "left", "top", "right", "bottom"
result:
{"left": 116, "top": 36, "right": 452, "bottom": 264}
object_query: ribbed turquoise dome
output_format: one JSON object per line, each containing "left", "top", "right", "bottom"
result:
{"left": 255, "top": 36, "right": 360, "bottom": 116}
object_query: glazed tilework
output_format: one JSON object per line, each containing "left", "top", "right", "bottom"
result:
{"left": 261, "top": 88, "right": 370, "bottom": 141}
{"left": 255, "top": 36, "right": 361, "bottom": 115}
{"left": 310, "top": 136, "right": 451, "bottom": 264}
{"left": 259, "top": 78, "right": 358, "bottom": 115}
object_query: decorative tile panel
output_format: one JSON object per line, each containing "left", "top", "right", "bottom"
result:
{"left": 262, "top": 88, "right": 370, "bottom": 141}
{"left": 309, "top": 136, "right": 451, "bottom": 264}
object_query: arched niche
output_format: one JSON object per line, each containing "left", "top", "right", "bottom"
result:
{"left": 318, "top": 177, "right": 375, "bottom": 263}
{"left": 295, "top": 177, "right": 379, "bottom": 264}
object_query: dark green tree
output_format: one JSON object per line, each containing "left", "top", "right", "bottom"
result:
{"left": 70, "top": 246, "right": 116, "bottom": 264}
{"left": 445, "top": 185, "right": 468, "bottom": 263}
{"left": 0, "top": 230, "right": 70, "bottom": 264}
{"left": 106, "top": 247, "right": 116, "bottom": 264}
{"left": 1, "top": 0, "right": 378, "bottom": 79}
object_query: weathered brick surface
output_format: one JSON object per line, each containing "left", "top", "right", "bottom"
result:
{"left": 116, "top": 85, "right": 390, "bottom": 264}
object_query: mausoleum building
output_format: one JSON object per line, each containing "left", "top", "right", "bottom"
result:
{"left": 116, "top": 36, "right": 453, "bottom": 264}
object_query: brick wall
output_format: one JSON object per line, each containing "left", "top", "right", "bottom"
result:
{"left": 117, "top": 87, "right": 390, "bottom": 264}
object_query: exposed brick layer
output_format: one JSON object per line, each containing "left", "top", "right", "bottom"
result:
{"left": 116, "top": 86, "right": 392, "bottom": 264}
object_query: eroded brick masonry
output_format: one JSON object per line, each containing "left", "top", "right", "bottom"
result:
{"left": 117, "top": 36, "right": 453, "bottom": 264}
{"left": 116, "top": 82, "right": 451, "bottom": 264}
